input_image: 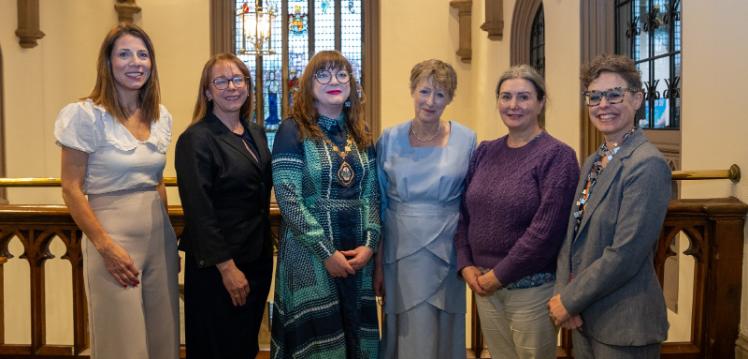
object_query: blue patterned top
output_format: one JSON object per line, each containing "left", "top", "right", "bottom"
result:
{"left": 270, "top": 114, "right": 380, "bottom": 359}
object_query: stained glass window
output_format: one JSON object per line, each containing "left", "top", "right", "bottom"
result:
{"left": 529, "top": 4, "right": 545, "bottom": 76}
{"left": 615, "top": 0, "right": 681, "bottom": 130}
{"left": 234, "top": 0, "right": 367, "bottom": 148}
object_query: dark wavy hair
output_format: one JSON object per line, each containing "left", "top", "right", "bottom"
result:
{"left": 290, "top": 50, "right": 372, "bottom": 148}
{"left": 87, "top": 23, "right": 161, "bottom": 123}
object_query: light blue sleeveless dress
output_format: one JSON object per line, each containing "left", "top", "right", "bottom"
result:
{"left": 376, "top": 121, "right": 476, "bottom": 359}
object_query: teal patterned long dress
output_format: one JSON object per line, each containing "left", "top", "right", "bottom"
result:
{"left": 270, "top": 114, "right": 381, "bottom": 359}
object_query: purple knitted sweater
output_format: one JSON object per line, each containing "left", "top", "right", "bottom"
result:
{"left": 455, "top": 132, "right": 579, "bottom": 286}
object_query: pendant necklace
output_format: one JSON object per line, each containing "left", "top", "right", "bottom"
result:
{"left": 323, "top": 135, "right": 355, "bottom": 187}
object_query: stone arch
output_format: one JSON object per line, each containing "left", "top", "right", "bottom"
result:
{"left": 510, "top": 0, "right": 543, "bottom": 66}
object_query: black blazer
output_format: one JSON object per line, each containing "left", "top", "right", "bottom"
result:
{"left": 175, "top": 112, "right": 273, "bottom": 268}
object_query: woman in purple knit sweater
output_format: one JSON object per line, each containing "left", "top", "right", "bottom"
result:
{"left": 455, "top": 65, "right": 579, "bottom": 359}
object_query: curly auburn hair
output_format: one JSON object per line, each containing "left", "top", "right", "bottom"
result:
{"left": 289, "top": 50, "right": 372, "bottom": 148}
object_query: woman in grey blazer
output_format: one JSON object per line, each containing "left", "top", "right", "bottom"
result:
{"left": 549, "top": 54, "right": 671, "bottom": 358}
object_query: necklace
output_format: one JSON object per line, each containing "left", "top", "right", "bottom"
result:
{"left": 322, "top": 135, "right": 355, "bottom": 187}
{"left": 409, "top": 121, "right": 442, "bottom": 142}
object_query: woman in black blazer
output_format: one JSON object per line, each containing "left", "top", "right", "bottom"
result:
{"left": 175, "top": 53, "right": 273, "bottom": 359}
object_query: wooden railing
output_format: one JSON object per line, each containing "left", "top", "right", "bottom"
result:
{"left": 0, "top": 168, "right": 745, "bottom": 358}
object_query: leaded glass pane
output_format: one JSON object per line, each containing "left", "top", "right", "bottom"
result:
{"left": 653, "top": 56, "right": 670, "bottom": 128}
{"left": 234, "top": 0, "right": 366, "bottom": 144}
{"left": 638, "top": 61, "right": 650, "bottom": 129}
{"left": 616, "top": 0, "right": 680, "bottom": 130}
{"left": 287, "top": 0, "right": 309, "bottom": 109}
{"left": 634, "top": 1, "right": 647, "bottom": 61}
{"left": 341, "top": 0, "right": 363, "bottom": 84}
{"left": 653, "top": 0, "right": 670, "bottom": 56}
{"left": 530, "top": 5, "right": 545, "bottom": 76}
{"left": 314, "top": 0, "right": 335, "bottom": 53}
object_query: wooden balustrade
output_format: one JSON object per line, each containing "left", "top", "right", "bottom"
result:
{"left": 0, "top": 197, "right": 745, "bottom": 358}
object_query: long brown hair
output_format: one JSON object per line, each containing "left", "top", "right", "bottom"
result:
{"left": 290, "top": 50, "right": 372, "bottom": 148}
{"left": 191, "top": 53, "right": 254, "bottom": 124}
{"left": 87, "top": 23, "right": 161, "bottom": 123}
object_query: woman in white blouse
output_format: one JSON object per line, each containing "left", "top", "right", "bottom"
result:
{"left": 54, "top": 24, "right": 179, "bottom": 359}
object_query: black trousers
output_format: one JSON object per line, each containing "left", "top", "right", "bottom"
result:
{"left": 184, "top": 253, "right": 273, "bottom": 359}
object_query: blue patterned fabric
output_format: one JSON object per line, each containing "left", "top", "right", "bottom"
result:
{"left": 270, "top": 115, "right": 380, "bottom": 359}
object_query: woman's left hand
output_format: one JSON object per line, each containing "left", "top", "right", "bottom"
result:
{"left": 340, "top": 246, "right": 374, "bottom": 271}
{"left": 477, "top": 270, "right": 502, "bottom": 294}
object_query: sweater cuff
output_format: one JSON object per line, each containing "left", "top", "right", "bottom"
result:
{"left": 312, "top": 240, "right": 336, "bottom": 262}
{"left": 456, "top": 249, "right": 475, "bottom": 274}
{"left": 492, "top": 260, "right": 520, "bottom": 288}
{"left": 364, "top": 229, "right": 380, "bottom": 252}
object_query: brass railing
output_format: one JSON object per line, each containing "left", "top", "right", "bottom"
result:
{"left": 0, "top": 167, "right": 745, "bottom": 358}
{"left": 671, "top": 164, "right": 741, "bottom": 183}
{"left": 0, "top": 164, "right": 740, "bottom": 188}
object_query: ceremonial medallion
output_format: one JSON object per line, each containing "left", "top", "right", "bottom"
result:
{"left": 337, "top": 161, "right": 355, "bottom": 187}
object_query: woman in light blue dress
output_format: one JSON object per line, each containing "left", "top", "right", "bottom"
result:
{"left": 375, "top": 59, "right": 476, "bottom": 359}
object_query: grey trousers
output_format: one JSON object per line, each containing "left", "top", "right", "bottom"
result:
{"left": 84, "top": 189, "right": 180, "bottom": 359}
{"left": 572, "top": 330, "right": 661, "bottom": 359}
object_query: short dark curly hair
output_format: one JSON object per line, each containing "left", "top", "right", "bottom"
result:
{"left": 581, "top": 54, "right": 643, "bottom": 91}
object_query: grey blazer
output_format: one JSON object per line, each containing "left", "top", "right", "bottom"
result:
{"left": 555, "top": 129, "right": 671, "bottom": 346}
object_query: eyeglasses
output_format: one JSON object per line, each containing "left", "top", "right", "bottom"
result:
{"left": 583, "top": 87, "right": 640, "bottom": 107}
{"left": 212, "top": 76, "right": 248, "bottom": 90}
{"left": 314, "top": 70, "right": 351, "bottom": 84}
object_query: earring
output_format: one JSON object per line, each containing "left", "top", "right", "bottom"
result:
{"left": 344, "top": 99, "right": 351, "bottom": 108}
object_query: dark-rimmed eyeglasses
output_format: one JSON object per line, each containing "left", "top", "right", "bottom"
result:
{"left": 314, "top": 70, "right": 351, "bottom": 84}
{"left": 212, "top": 76, "right": 248, "bottom": 90}
{"left": 583, "top": 87, "right": 640, "bottom": 107}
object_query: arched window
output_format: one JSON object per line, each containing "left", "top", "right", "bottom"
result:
{"left": 615, "top": 0, "right": 681, "bottom": 130}
{"left": 510, "top": 0, "right": 543, "bottom": 67}
{"left": 511, "top": 0, "right": 544, "bottom": 126}
{"left": 529, "top": 4, "right": 545, "bottom": 76}
{"left": 227, "top": 0, "right": 377, "bottom": 147}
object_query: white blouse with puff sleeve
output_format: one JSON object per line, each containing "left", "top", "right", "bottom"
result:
{"left": 54, "top": 99, "right": 172, "bottom": 195}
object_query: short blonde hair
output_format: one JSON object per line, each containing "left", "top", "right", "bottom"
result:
{"left": 409, "top": 59, "right": 458, "bottom": 100}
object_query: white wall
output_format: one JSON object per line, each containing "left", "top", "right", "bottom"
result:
{"left": 679, "top": 0, "right": 748, "bottom": 340}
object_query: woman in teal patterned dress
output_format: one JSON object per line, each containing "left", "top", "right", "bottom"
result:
{"left": 271, "top": 50, "right": 380, "bottom": 359}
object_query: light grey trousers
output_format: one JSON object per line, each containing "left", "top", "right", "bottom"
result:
{"left": 83, "top": 189, "right": 180, "bottom": 359}
{"left": 474, "top": 282, "right": 557, "bottom": 359}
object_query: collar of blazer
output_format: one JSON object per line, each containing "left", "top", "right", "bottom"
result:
{"left": 573, "top": 129, "right": 649, "bottom": 240}
{"left": 205, "top": 112, "right": 265, "bottom": 168}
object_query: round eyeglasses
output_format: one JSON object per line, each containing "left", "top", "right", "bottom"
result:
{"left": 583, "top": 87, "right": 640, "bottom": 107}
{"left": 314, "top": 70, "right": 351, "bottom": 85}
{"left": 212, "top": 76, "right": 248, "bottom": 90}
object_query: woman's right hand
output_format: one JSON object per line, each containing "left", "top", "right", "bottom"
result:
{"left": 97, "top": 240, "right": 140, "bottom": 287}
{"left": 460, "top": 266, "right": 487, "bottom": 296}
{"left": 324, "top": 251, "right": 356, "bottom": 278}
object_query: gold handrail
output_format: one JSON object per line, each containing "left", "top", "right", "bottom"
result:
{"left": 0, "top": 164, "right": 741, "bottom": 187}
{"left": 0, "top": 177, "right": 178, "bottom": 187}
{"left": 672, "top": 164, "right": 741, "bottom": 183}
